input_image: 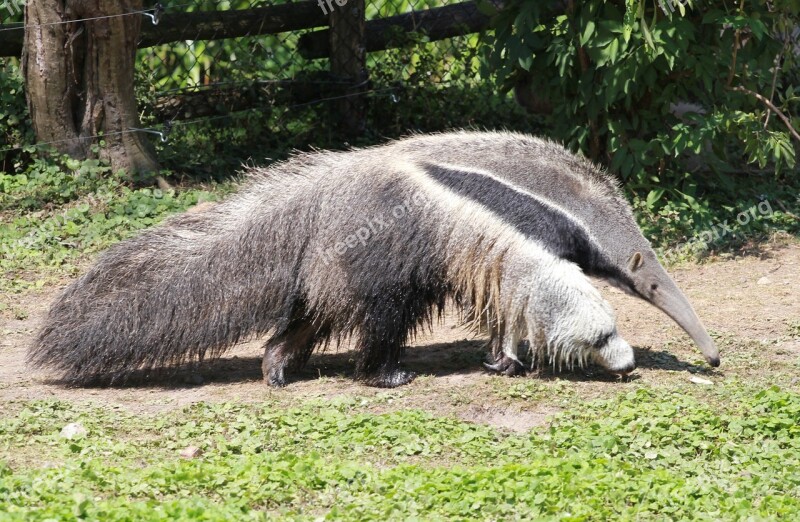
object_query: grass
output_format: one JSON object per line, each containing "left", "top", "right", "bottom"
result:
{"left": 1, "top": 383, "right": 799, "bottom": 520}
{"left": 0, "top": 156, "right": 226, "bottom": 293}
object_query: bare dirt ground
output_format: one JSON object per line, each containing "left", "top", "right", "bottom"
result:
{"left": 2, "top": 241, "right": 798, "bottom": 432}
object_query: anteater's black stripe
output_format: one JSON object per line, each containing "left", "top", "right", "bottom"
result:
{"left": 422, "top": 162, "right": 633, "bottom": 287}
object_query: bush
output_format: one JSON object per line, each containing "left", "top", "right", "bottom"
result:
{"left": 485, "top": 0, "right": 800, "bottom": 217}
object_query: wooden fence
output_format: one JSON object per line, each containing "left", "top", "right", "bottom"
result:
{"left": 0, "top": 0, "right": 501, "bottom": 135}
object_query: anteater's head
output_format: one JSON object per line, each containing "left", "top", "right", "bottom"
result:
{"left": 538, "top": 272, "right": 636, "bottom": 377}
{"left": 611, "top": 249, "right": 720, "bottom": 368}
{"left": 591, "top": 331, "right": 636, "bottom": 377}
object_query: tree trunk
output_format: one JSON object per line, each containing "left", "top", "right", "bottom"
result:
{"left": 22, "top": 0, "right": 158, "bottom": 175}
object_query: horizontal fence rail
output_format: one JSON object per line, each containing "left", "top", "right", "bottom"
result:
{"left": 0, "top": 0, "right": 498, "bottom": 58}
{"left": 299, "top": 0, "right": 499, "bottom": 59}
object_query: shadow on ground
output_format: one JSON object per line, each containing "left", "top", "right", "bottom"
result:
{"left": 40, "top": 340, "right": 716, "bottom": 389}
{"left": 632, "top": 346, "right": 718, "bottom": 374}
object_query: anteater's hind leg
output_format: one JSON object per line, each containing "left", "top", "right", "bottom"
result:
{"left": 262, "top": 319, "right": 318, "bottom": 387}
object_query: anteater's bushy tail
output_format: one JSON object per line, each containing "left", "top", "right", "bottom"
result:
{"left": 28, "top": 187, "right": 310, "bottom": 384}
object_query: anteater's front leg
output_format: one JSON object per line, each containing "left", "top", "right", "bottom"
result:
{"left": 483, "top": 332, "right": 527, "bottom": 377}
{"left": 484, "top": 354, "right": 527, "bottom": 376}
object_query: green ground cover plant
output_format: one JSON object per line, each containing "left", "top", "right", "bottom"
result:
{"left": 0, "top": 155, "right": 223, "bottom": 292}
{"left": 1, "top": 384, "right": 799, "bottom": 520}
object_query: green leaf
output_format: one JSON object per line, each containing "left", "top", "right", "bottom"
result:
{"left": 640, "top": 14, "right": 655, "bottom": 50}
{"left": 622, "top": 0, "right": 638, "bottom": 43}
{"left": 646, "top": 189, "right": 666, "bottom": 208}
{"left": 581, "top": 21, "right": 596, "bottom": 46}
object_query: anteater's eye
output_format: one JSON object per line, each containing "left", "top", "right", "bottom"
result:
{"left": 593, "top": 331, "right": 613, "bottom": 349}
{"left": 651, "top": 283, "right": 658, "bottom": 291}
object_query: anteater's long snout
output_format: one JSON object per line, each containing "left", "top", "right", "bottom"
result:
{"left": 650, "top": 279, "right": 720, "bottom": 367}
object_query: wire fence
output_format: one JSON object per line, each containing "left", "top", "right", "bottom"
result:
{"left": 135, "top": 0, "right": 488, "bottom": 121}
{"left": 1, "top": 0, "right": 526, "bottom": 175}
{"left": 132, "top": 0, "right": 500, "bottom": 174}
{"left": 136, "top": 0, "right": 484, "bottom": 94}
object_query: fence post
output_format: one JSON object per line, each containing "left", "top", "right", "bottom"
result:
{"left": 329, "top": 0, "right": 367, "bottom": 136}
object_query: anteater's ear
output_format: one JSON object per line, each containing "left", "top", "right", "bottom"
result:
{"left": 627, "top": 252, "right": 644, "bottom": 272}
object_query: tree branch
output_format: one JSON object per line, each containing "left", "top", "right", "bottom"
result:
{"left": 731, "top": 86, "right": 800, "bottom": 145}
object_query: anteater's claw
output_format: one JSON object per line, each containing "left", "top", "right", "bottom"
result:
{"left": 483, "top": 361, "right": 503, "bottom": 372}
{"left": 484, "top": 356, "right": 526, "bottom": 377}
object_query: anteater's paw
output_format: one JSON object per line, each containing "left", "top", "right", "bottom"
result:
{"left": 264, "top": 367, "right": 288, "bottom": 388}
{"left": 484, "top": 355, "right": 527, "bottom": 377}
{"left": 365, "top": 369, "right": 417, "bottom": 388}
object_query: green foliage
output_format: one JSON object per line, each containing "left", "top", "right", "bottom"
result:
{"left": 634, "top": 186, "right": 800, "bottom": 262}
{"left": 498, "top": 378, "right": 578, "bottom": 406}
{"left": 365, "top": 31, "right": 542, "bottom": 136}
{"left": 138, "top": 0, "right": 453, "bottom": 94}
{"left": 2, "top": 386, "right": 800, "bottom": 519}
{"left": 485, "top": 0, "right": 800, "bottom": 211}
{"left": 0, "top": 60, "right": 34, "bottom": 170}
{"left": 149, "top": 83, "right": 538, "bottom": 180}
{"left": 0, "top": 155, "right": 113, "bottom": 212}
{"left": 0, "top": 155, "right": 222, "bottom": 292}
{"left": 137, "top": 0, "right": 536, "bottom": 177}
